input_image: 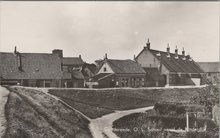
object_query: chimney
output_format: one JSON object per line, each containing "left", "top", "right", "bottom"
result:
{"left": 175, "top": 46, "right": 178, "bottom": 55}
{"left": 104, "top": 53, "right": 108, "bottom": 60}
{"left": 174, "top": 46, "right": 179, "bottom": 59}
{"left": 182, "top": 47, "right": 185, "bottom": 56}
{"left": 146, "top": 38, "right": 150, "bottom": 49}
{"left": 52, "top": 49, "right": 63, "bottom": 58}
{"left": 186, "top": 52, "right": 192, "bottom": 61}
{"left": 134, "top": 55, "right": 136, "bottom": 61}
{"left": 79, "top": 54, "right": 81, "bottom": 59}
{"left": 167, "top": 44, "right": 170, "bottom": 53}
{"left": 14, "top": 46, "right": 17, "bottom": 55}
{"left": 166, "top": 44, "right": 170, "bottom": 58}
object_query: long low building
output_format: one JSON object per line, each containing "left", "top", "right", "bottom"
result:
{"left": 0, "top": 47, "right": 84, "bottom": 88}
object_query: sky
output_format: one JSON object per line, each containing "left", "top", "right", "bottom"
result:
{"left": 0, "top": 2, "right": 219, "bottom": 63}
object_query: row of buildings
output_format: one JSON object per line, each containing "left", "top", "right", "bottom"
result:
{"left": 0, "top": 39, "right": 219, "bottom": 88}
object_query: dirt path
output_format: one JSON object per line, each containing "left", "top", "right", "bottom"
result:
{"left": 89, "top": 106, "right": 154, "bottom": 138}
{"left": 40, "top": 89, "right": 91, "bottom": 121}
{"left": 0, "top": 86, "right": 9, "bottom": 137}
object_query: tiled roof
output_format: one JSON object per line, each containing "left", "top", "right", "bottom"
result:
{"left": 62, "top": 57, "right": 84, "bottom": 65}
{"left": 197, "top": 62, "right": 220, "bottom": 73}
{"left": 0, "top": 52, "right": 64, "bottom": 79}
{"left": 98, "top": 59, "right": 146, "bottom": 74}
{"left": 137, "top": 48, "right": 204, "bottom": 74}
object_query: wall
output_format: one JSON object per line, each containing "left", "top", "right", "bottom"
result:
{"left": 115, "top": 74, "right": 146, "bottom": 87}
{"left": 136, "top": 48, "right": 160, "bottom": 68}
{"left": 97, "top": 74, "right": 115, "bottom": 88}
{"left": 61, "top": 79, "right": 84, "bottom": 88}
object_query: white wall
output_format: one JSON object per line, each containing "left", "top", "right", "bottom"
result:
{"left": 97, "top": 62, "right": 114, "bottom": 74}
{"left": 136, "top": 48, "right": 160, "bottom": 68}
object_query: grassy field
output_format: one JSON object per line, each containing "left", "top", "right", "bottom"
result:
{"left": 48, "top": 87, "right": 209, "bottom": 119}
{"left": 3, "top": 87, "right": 92, "bottom": 138}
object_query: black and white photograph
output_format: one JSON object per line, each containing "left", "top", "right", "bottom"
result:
{"left": 0, "top": 1, "right": 219, "bottom": 138}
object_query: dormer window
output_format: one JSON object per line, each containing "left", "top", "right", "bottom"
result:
{"left": 175, "top": 56, "right": 179, "bottom": 59}
{"left": 104, "top": 67, "right": 107, "bottom": 72}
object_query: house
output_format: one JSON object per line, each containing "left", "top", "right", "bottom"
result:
{"left": 135, "top": 39, "right": 204, "bottom": 86}
{"left": 0, "top": 47, "right": 65, "bottom": 87}
{"left": 197, "top": 62, "right": 220, "bottom": 84}
{"left": 52, "top": 49, "right": 84, "bottom": 88}
{"left": 89, "top": 54, "right": 146, "bottom": 88}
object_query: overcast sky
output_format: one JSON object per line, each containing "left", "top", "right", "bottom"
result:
{"left": 0, "top": 2, "right": 219, "bottom": 63}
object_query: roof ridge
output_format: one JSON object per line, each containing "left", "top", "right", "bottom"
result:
{"left": 0, "top": 52, "right": 54, "bottom": 55}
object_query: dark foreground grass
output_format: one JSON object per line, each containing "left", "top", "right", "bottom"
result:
{"left": 48, "top": 87, "right": 209, "bottom": 119}
{"left": 3, "top": 87, "right": 92, "bottom": 138}
{"left": 113, "top": 111, "right": 218, "bottom": 138}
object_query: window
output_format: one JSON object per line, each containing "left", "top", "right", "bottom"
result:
{"left": 125, "top": 78, "right": 129, "bottom": 87}
{"left": 121, "top": 78, "right": 125, "bottom": 87}
{"left": 154, "top": 58, "right": 155, "bottom": 62}
{"left": 142, "top": 78, "right": 145, "bottom": 87}
{"left": 104, "top": 67, "right": 107, "bottom": 72}
{"left": 134, "top": 78, "right": 136, "bottom": 87}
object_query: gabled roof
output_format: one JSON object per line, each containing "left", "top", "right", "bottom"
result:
{"left": 197, "top": 62, "right": 220, "bottom": 73}
{"left": 136, "top": 47, "right": 204, "bottom": 74}
{"left": 62, "top": 57, "right": 84, "bottom": 65}
{"left": 98, "top": 59, "right": 146, "bottom": 74}
{"left": 0, "top": 52, "right": 64, "bottom": 79}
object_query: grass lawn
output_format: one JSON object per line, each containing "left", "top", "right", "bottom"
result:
{"left": 48, "top": 88, "right": 157, "bottom": 119}
{"left": 48, "top": 87, "right": 209, "bottom": 119}
{"left": 3, "top": 87, "right": 92, "bottom": 138}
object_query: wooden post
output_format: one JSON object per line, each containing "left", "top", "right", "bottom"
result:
{"left": 186, "top": 112, "right": 189, "bottom": 132}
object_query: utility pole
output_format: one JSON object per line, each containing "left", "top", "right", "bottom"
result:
{"left": 186, "top": 112, "right": 189, "bottom": 132}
